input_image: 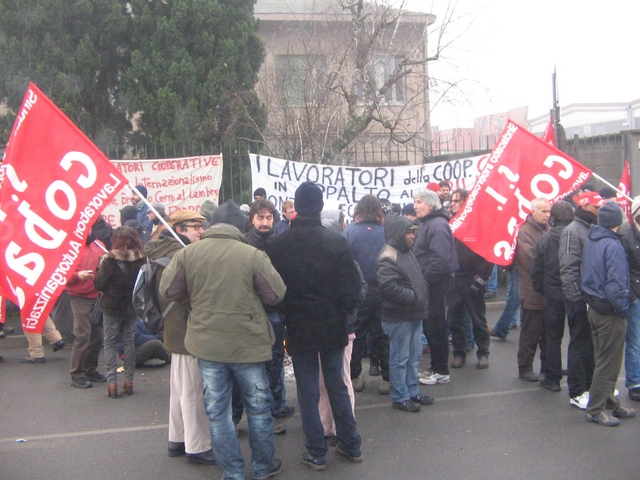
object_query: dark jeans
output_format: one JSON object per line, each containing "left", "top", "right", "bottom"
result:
{"left": 517, "top": 308, "right": 546, "bottom": 374}
{"left": 292, "top": 347, "right": 361, "bottom": 460}
{"left": 424, "top": 274, "right": 450, "bottom": 375}
{"left": 542, "top": 298, "right": 566, "bottom": 384}
{"left": 351, "top": 286, "right": 389, "bottom": 381}
{"left": 448, "top": 284, "right": 490, "bottom": 360}
{"left": 566, "top": 299, "right": 595, "bottom": 398}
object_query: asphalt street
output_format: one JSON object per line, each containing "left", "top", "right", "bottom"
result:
{"left": 1, "top": 292, "right": 638, "bottom": 480}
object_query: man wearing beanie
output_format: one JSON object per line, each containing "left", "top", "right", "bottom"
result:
{"left": 582, "top": 202, "right": 635, "bottom": 426}
{"left": 622, "top": 197, "right": 640, "bottom": 402}
{"left": 267, "top": 181, "right": 363, "bottom": 471}
{"left": 130, "top": 185, "right": 153, "bottom": 235}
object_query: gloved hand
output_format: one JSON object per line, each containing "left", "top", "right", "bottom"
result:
{"left": 470, "top": 275, "right": 486, "bottom": 292}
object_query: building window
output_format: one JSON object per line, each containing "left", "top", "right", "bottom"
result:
{"left": 358, "top": 55, "right": 405, "bottom": 104}
{"left": 275, "top": 55, "right": 326, "bottom": 107}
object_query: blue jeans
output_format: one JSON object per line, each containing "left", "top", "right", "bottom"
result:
{"left": 625, "top": 299, "right": 640, "bottom": 390}
{"left": 492, "top": 270, "right": 521, "bottom": 338}
{"left": 198, "top": 359, "right": 276, "bottom": 480}
{"left": 486, "top": 265, "right": 498, "bottom": 293}
{"left": 291, "top": 347, "right": 361, "bottom": 460}
{"left": 382, "top": 320, "right": 422, "bottom": 403}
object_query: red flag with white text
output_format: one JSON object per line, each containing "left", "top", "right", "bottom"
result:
{"left": 450, "top": 120, "right": 592, "bottom": 266}
{"left": 541, "top": 116, "right": 556, "bottom": 147}
{"left": 0, "top": 83, "right": 128, "bottom": 333}
{"left": 617, "top": 159, "right": 632, "bottom": 224}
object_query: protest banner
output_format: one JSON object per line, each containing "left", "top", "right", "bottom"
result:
{"left": 250, "top": 153, "right": 486, "bottom": 219}
{"left": 450, "top": 120, "right": 592, "bottom": 266}
{"left": 0, "top": 83, "right": 129, "bottom": 333}
{"left": 100, "top": 155, "right": 223, "bottom": 226}
{"left": 618, "top": 159, "right": 632, "bottom": 224}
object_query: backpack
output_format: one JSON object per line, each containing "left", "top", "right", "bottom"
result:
{"left": 132, "top": 257, "right": 174, "bottom": 334}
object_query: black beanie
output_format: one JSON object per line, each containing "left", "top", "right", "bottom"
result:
{"left": 295, "top": 182, "right": 324, "bottom": 215}
{"left": 598, "top": 202, "right": 623, "bottom": 229}
{"left": 135, "top": 185, "right": 148, "bottom": 199}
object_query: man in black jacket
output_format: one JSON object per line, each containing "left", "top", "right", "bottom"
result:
{"left": 531, "top": 201, "right": 574, "bottom": 392}
{"left": 267, "top": 182, "right": 363, "bottom": 471}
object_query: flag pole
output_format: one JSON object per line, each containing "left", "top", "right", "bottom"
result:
{"left": 129, "top": 185, "right": 186, "bottom": 247}
{"left": 591, "top": 173, "right": 633, "bottom": 202}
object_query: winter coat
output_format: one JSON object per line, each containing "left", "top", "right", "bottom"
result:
{"left": 453, "top": 238, "right": 494, "bottom": 287}
{"left": 623, "top": 224, "right": 640, "bottom": 303}
{"left": 582, "top": 224, "right": 630, "bottom": 318}
{"left": 144, "top": 230, "right": 191, "bottom": 355}
{"left": 515, "top": 214, "right": 548, "bottom": 310}
{"left": 412, "top": 207, "right": 459, "bottom": 282}
{"left": 343, "top": 220, "right": 386, "bottom": 284}
{"left": 376, "top": 215, "right": 428, "bottom": 323}
{"left": 267, "top": 215, "right": 361, "bottom": 354}
{"left": 159, "top": 223, "right": 286, "bottom": 363}
{"left": 559, "top": 209, "right": 598, "bottom": 303}
{"left": 66, "top": 239, "right": 105, "bottom": 299}
{"left": 531, "top": 222, "right": 570, "bottom": 300}
{"left": 93, "top": 249, "right": 146, "bottom": 316}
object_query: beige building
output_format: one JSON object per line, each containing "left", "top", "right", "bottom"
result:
{"left": 254, "top": 0, "right": 435, "bottom": 166}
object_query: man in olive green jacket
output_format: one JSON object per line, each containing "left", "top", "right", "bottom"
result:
{"left": 159, "top": 222, "right": 286, "bottom": 480}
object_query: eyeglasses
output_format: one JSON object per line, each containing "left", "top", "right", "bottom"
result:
{"left": 183, "top": 224, "right": 204, "bottom": 231}
{"left": 451, "top": 199, "right": 462, "bottom": 203}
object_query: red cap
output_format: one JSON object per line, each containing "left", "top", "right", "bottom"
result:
{"left": 574, "top": 191, "right": 605, "bottom": 208}
{"left": 426, "top": 182, "right": 441, "bottom": 193}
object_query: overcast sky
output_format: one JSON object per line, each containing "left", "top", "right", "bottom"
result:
{"left": 406, "top": 0, "right": 638, "bottom": 129}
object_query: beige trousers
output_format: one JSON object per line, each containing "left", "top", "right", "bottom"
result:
{"left": 318, "top": 338, "right": 355, "bottom": 437}
{"left": 24, "top": 317, "right": 62, "bottom": 358}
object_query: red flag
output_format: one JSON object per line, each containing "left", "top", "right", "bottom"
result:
{"left": 0, "top": 83, "right": 128, "bottom": 333}
{"left": 617, "top": 159, "right": 632, "bottom": 224}
{"left": 541, "top": 115, "right": 556, "bottom": 147}
{"left": 450, "top": 120, "right": 592, "bottom": 266}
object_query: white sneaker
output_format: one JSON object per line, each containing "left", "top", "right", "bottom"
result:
{"left": 418, "top": 371, "right": 450, "bottom": 385}
{"left": 614, "top": 389, "right": 620, "bottom": 397}
{"left": 570, "top": 391, "right": 590, "bottom": 410}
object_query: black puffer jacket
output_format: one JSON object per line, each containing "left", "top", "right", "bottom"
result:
{"left": 412, "top": 207, "right": 459, "bottom": 281}
{"left": 623, "top": 224, "right": 640, "bottom": 303}
{"left": 267, "top": 214, "right": 361, "bottom": 353}
{"left": 94, "top": 249, "right": 145, "bottom": 316}
{"left": 376, "top": 214, "right": 428, "bottom": 323}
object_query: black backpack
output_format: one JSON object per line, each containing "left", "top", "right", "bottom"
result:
{"left": 132, "top": 257, "right": 174, "bottom": 334}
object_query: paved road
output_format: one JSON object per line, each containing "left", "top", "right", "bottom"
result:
{"left": 0, "top": 297, "right": 637, "bottom": 480}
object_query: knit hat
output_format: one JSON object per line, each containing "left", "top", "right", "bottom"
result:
{"left": 426, "top": 182, "right": 440, "bottom": 193}
{"left": 253, "top": 187, "right": 267, "bottom": 199}
{"left": 134, "top": 185, "right": 148, "bottom": 199}
{"left": 380, "top": 198, "right": 393, "bottom": 215}
{"left": 574, "top": 191, "right": 605, "bottom": 208}
{"left": 170, "top": 210, "right": 206, "bottom": 224}
{"left": 598, "top": 202, "right": 623, "bottom": 229}
{"left": 199, "top": 200, "right": 218, "bottom": 223}
{"left": 598, "top": 186, "right": 617, "bottom": 200}
{"left": 631, "top": 195, "right": 640, "bottom": 220}
{"left": 402, "top": 203, "right": 416, "bottom": 216}
{"left": 295, "top": 182, "right": 324, "bottom": 215}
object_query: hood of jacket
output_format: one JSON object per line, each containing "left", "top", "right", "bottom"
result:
{"left": 588, "top": 224, "right": 620, "bottom": 242}
{"left": 421, "top": 206, "right": 450, "bottom": 224}
{"left": 384, "top": 214, "right": 412, "bottom": 253}
{"left": 201, "top": 222, "right": 248, "bottom": 244}
{"left": 104, "top": 248, "right": 144, "bottom": 262}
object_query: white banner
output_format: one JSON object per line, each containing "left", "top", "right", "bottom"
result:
{"left": 250, "top": 153, "right": 486, "bottom": 219}
{"left": 101, "top": 155, "right": 223, "bottom": 226}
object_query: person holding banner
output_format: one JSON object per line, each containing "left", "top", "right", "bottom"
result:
{"left": 21, "top": 317, "right": 65, "bottom": 364}
{"left": 94, "top": 226, "right": 146, "bottom": 398}
{"left": 413, "top": 189, "right": 458, "bottom": 386}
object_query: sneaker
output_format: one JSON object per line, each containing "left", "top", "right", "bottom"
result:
{"left": 488, "top": 326, "right": 506, "bottom": 340}
{"left": 273, "top": 419, "right": 287, "bottom": 435}
{"left": 253, "top": 458, "right": 282, "bottom": 479}
{"left": 302, "top": 452, "right": 326, "bottom": 471}
{"left": 378, "top": 379, "right": 390, "bottom": 395}
{"left": 410, "top": 394, "right": 434, "bottom": 406}
{"left": 585, "top": 410, "right": 620, "bottom": 426}
{"left": 392, "top": 400, "right": 421, "bottom": 412}
{"left": 21, "top": 356, "right": 46, "bottom": 364}
{"left": 484, "top": 290, "right": 497, "bottom": 299}
{"left": 451, "top": 356, "right": 465, "bottom": 368}
{"left": 477, "top": 356, "right": 489, "bottom": 369}
{"left": 86, "top": 371, "right": 107, "bottom": 383}
{"left": 369, "top": 363, "right": 381, "bottom": 376}
{"left": 352, "top": 376, "right": 365, "bottom": 392}
{"left": 52, "top": 340, "right": 66, "bottom": 352}
{"left": 570, "top": 391, "right": 590, "bottom": 410}
{"left": 336, "top": 444, "right": 363, "bottom": 463}
{"left": 185, "top": 449, "right": 216, "bottom": 465}
{"left": 629, "top": 387, "right": 640, "bottom": 401}
{"left": 539, "top": 377, "right": 561, "bottom": 392}
{"left": 418, "top": 371, "right": 450, "bottom": 385}
{"left": 274, "top": 405, "right": 295, "bottom": 419}
{"left": 612, "top": 406, "right": 636, "bottom": 418}
{"left": 614, "top": 388, "right": 620, "bottom": 397}
{"left": 71, "top": 377, "right": 92, "bottom": 389}
{"left": 168, "top": 441, "right": 186, "bottom": 457}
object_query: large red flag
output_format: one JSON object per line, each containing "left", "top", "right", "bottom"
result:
{"left": 617, "top": 159, "right": 632, "bottom": 224}
{"left": 450, "top": 120, "right": 592, "bottom": 266}
{"left": 0, "top": 83, "right": 128, "bottom": 333}
{"left": 541, "top": 115, "right": 556, "bottom": 147}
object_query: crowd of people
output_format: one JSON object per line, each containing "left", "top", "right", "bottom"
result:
{"left": 6, "top": 177, "right": 640, "bottom": 479}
